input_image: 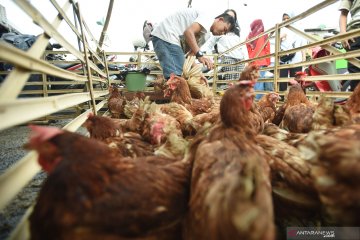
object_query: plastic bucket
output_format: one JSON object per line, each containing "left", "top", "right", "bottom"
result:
{"left": 125, "top": 72, "right": 146, "bottom": 91}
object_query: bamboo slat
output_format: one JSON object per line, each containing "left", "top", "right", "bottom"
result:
{"left": 0, "top": 0, "right": 71, "bottom": 101}
{"left": 0, "top": 42, "right": 105, "bottom": 84}
{"left": 0, "top": 91, "right": 108, "bottom": 131}
{"left": 5, "top": 100, "right": 107, "bottom": 240}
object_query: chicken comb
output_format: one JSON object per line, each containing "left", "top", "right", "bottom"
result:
{"left": 251, "top": 64, "right": 260, "bottom": 70}
{"left": 166, "top": 73, "right": 176, "bottom": 85}
{"left": 295, "top": 71, "right": 307, "bottom": 77}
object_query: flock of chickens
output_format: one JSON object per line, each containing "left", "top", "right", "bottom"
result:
{"left": 26, "top": 56, "right": 360, "bottom": 240}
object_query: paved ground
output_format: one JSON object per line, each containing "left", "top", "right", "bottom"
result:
{"left": 0, "top": 120, "right": 88, "bottom": 240}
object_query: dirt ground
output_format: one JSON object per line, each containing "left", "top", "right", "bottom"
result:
{"left": 0, "top": 120, "right": 88, "bottom": 240}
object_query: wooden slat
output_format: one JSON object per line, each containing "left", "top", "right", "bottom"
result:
{"left": 0, "top": 42, "right": 89, "bottom": 82}
{"left": 14, "top": 0, "right": 85, "bottom": 62}
{"left": 77, "top": 3, "right": 98, "bottom": 114}
{"left": 279, "top": 49, "right": 360, "bottom": 70}
{"left": 98, "top": 0, "right": 115, "bottom": 49}
{"left": 0, "top": 0, "right": 71, "bottom": 101}
{"left": 305, "top": 91, "right": 352, "bottom": 98}
{"left": 287, "top": 25, "right": 360, "bottom": 68}
{"left": 5, "top": 100, "right": 106, "bottom": 240}
{"left": 8, "top": 205, "right": 32, "bottom": 240}
{"left": 279, "top": 27, "right": 360, "bottom": 57}
{"left": 63, "top": 100, "right": 106, "bottom": 131}
{"left": 14, "top": 0, "right": 107, "bottom": 78}
{"left": 49, "top": 0, "right": 82, "bottom": 40}
{"left": 0, "top": 101, "right": 106, "bottom": 212}
{"left": 0, "top": 153, "right": 40, "bottom": 212}
{"left": 0, "top": 91, "right": 108, "bottom": 131}
{"left": 70, "top": 0, "right": 102, "bottom": 52}
{"left": 276, "top": 72, "right": 360, "bottom": 82}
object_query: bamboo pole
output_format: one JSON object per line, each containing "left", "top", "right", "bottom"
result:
{"left": 77, "top": 3, "right": 98, "bottom": 115}
{"left": 274, "top": 24, "right": 281, "bottom": 92}
{"left": 0, "top": 0, "right": 71, "bottom": 101}
{"left": 98, "top": 0, "right": 115, "bottom": 50}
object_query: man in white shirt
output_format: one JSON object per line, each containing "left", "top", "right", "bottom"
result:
{"left": 339, "top": 0, "right": 360, "bottom": 91}
{"left": 201, "top": 33, "right": 247, "bottom": 81}
{"left": 279, "top": 12, "right": 306, "bottom": 92}
{"left": 151, "top": 9, "right": 235, "bottom": 79}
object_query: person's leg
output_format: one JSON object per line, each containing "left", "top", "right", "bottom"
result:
{"left": 254, "top": 82, "right": 264, "bottom": 100}
{"left": 221, "top": 56, "right": 234, "bottom": 81}
{"left": 235, "top": 62, "right": 245, "bottom": 80}
{"left": 264, "top": 82, "right": 274, "bottom": 92}
{"left": 254, "top": 66, "right": 266, "bottom": 100}
{"left": 279, "top": 68, "right": 288, "bottom": 91}
{"left": 289, "top": 66, "right": 302, "bottom": 78}
{"left": 152, "top": 36, "right": 184, "bottom": 80}
{"left": 263, "top": 69, "right": 274, "bottom": 92}
{"left": 347, "top": 36, "right": 360, "bottom": 91}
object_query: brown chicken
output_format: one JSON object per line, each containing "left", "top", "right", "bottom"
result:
{"left": 123, "top": 107, "right": 146, "bottom": 133}
{"left": 334, "top": 104, "right": 352, "bottom": 126}
{"left": 297, "top": 124, "right": 360, "bottom": 225}
{"left": 281, "top": 103, "right": 314, "bottom": 133}
{"left": 238, "top": 64, "right": 265, "bottom": 134}
{"left": 185, "top": 83, "right": 275, "bottom": 240}
{"left": 153, "top": 74, "right": 167, "bottom": 94}
{"left": 272, "top": 72, "right": 312, "bottom": 126}
{"left": 249, "top": 102, "right": 265, "bottom": 134}
{"left": 160, "top": 102, "right": 195, "bottom": 136}
{"left": 165, "top": 74, "right": 192, "bottom": 105}
{"left": 262, "top": 123, "right": 307, "bottom": 147}
{"left": 189, "top": 107, "right": 220, "bottom": 132}
{"left": 257, "top": 92, "right": 280, "bottom": 123}
{"left": 331, "top": 84, "right": 360, "bottom": 127}
{"left": 123, "top": 95, "right": 151, "bottom": 119}
{"left": 165, "top": 74, "right": 213, "bottom": 116}
{"left": 107, "top": 86, "right": 125, "bottom": 118}
{"left": 276, "top": 78, "right": 315, "bottom": 133}
{"left": 83, "top": 114, "right": 154, "bottom": 158}
{"left": 142, "top": 111, "right": 182, "bottom": 146}
{"left": 83, "top": 113, "right": 123, "bottom": 140}
{"left": 154, "top": 133, "right": 189, "bottom": 159}
{"left": 26, "top": 125, "right": 190, "bottom": 240}
{"left": 311, "top": 95, "right": 335, "bottom": 130}
{"left": 182, "top": 56, "right": 214, "bottom": 100}
{"left": 239, "top": 64, "right": 260, "bottom": 81}
{"left": 255, "top": 134, "right": 321, "bottom": 231}
{"left": 346, "top": 82, "right": 360, "bottom": 123}
{"left": 256, "top": 134, "right": 317, "bottom": 196}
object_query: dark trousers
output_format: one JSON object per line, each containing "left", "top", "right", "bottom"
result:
{"left": 347, "top": 36, "right": 360, "bottom": 91}
{"left": 279, "top": 66, "right": 302, "bottom": 91}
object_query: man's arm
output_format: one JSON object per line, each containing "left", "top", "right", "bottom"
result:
{"left": 339, "top": 9, "right": 352, "bottom": 49}
{"left": 184, "top": 22, "right": 214, "bottom": 69}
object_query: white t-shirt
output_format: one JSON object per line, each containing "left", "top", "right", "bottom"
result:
{"left": 280, "top": 27, "right": 306, "bottom": 64}
{"left": 151, "top": 8, "right": 215, "bottom": 47}
{"left": 201, "top": 33, "right": 247, "bottom": 60}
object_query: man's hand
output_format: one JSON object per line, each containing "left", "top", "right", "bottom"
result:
{"left": 342, "top": 38, "right": 354, "bottom": 50}
{"left": 198, "top": 56, "right": 214, "bottom": 70}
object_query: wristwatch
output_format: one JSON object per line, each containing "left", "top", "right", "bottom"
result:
{"left": 195, "top": 50, "right": 204, "bottom": 58}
